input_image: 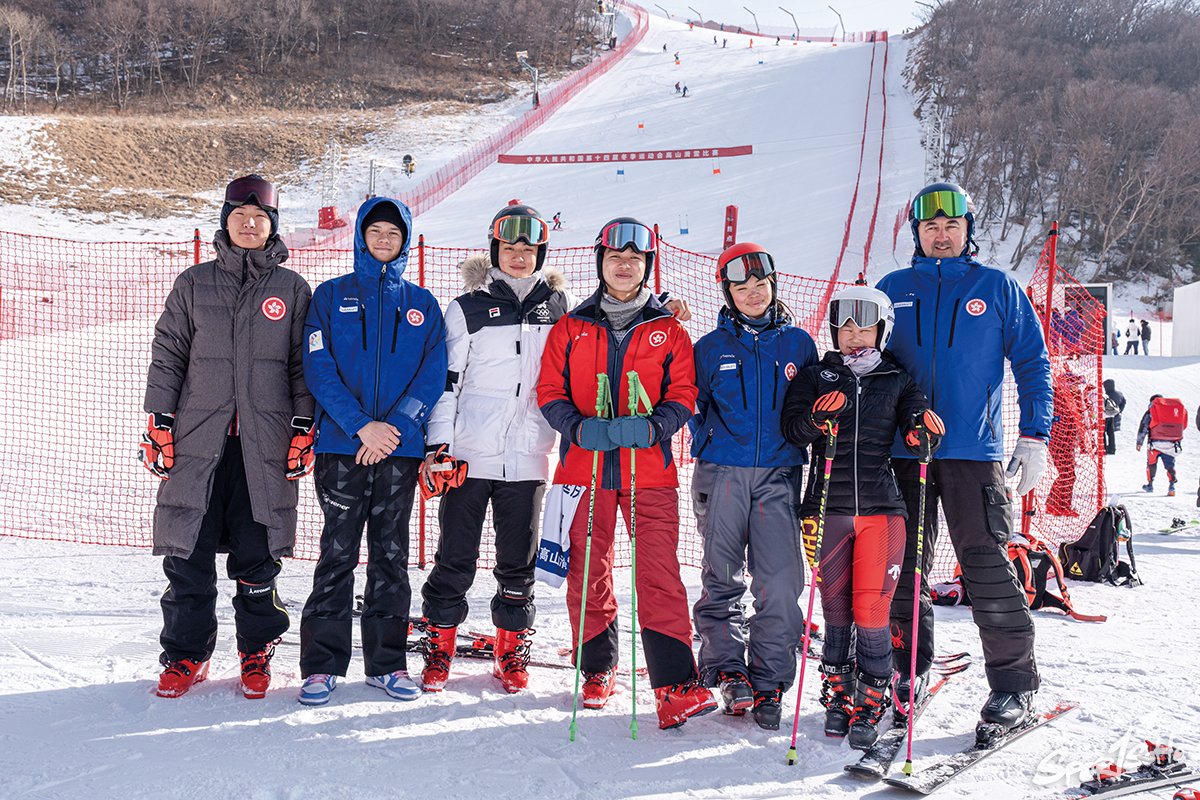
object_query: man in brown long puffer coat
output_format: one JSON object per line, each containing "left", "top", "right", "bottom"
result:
{"left": 139, "top": 174, "right": 315, "bottom": 700}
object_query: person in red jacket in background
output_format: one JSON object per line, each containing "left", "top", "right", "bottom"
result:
{"left": 537, "top": 217, "right": 717, "bottom": 730}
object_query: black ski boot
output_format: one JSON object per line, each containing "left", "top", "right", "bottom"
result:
{"left": 893, "top": 670, "right": 929, "bottom": 722}
{"left": 848, "top": 671, "right": 892, "bottom": 750}
{"left": 977, "top": 690, "right": 1034, "bottom": 743}
{"left": 717, "top": 670, "right": 754, "bottom": 716}
{"left": 752, "top": 687, "right": 783, "bottom": 730}
{"left": 819, "top": 662, "right": 855, "bottom": 738}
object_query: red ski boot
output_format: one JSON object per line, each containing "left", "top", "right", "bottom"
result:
{"left": 155, "top": 657, "right": 209, "bottom": 698}
{"left": 581, "top": 666, "right": 618, "bottom": 709}
{"left": 239, "top": 640, "right": 278, "bottom": 699}
{"left": 493, "top": 628, "right": 532, "bottom": 693}
{"left": 421, "top": 624, "right": 457, "bottom": 692}
{"left": 655, "top": 680, "right": 718, "bottom": 729}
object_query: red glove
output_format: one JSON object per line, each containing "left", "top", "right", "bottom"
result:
{"left": 138, "top": 412, "right": 175, "bottom": 479}
{"left": 419, "top": 444, "right": 469, "bottom": 500}
{"left": 905, "top": 409, "right": 946, "bottom": 459}
{"left": 286, "top": 417, "right": 315, "bottom": 480}
{"left": 810, "top": 390, "right": 846, "bottom": 430}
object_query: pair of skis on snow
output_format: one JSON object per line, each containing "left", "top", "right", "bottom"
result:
{"left": 1063, "top": 741, "right": 1197, "bottom": 798}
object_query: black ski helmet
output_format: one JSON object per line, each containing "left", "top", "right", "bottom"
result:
{"left": 593, "top": 216, "right": 656, "bottom": 286}
{"left": 489, "top": 203, "right": 549, "bottom": 271}
{"left": 909, "top": 181, "right": 977, "bottom": 258}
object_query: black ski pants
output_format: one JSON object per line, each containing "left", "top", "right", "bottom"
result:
{"left": 420, "top": 477, "right": 544, "bottom": 632}
{"left": 160, "top": 436, "right": 288, "bottom": 663}
{"left": 299, "top": 454, "right": 419, "bottom": 678}
{"left": 890, "top": 458, "right": 1039, "bottom": 693}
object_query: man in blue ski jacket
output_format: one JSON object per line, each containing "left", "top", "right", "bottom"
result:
{"left": 876, "top": 182, "right": 1052, "bottom": 738}
{"left": 296, "top": 197, "right": 447, "bottom": 706}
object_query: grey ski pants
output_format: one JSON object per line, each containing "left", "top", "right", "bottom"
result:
{"left": 691, "top": 461, "right": 806, "bottom": 691}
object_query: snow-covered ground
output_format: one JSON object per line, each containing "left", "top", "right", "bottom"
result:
{"left": 2, "top": 355, "right": 1199, "bottom": 800}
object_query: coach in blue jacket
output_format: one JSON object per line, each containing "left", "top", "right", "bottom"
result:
{"left": 876, "top": 182, "right": 1051, "bottom": 738}
{"left": 296, "top": 197, "right": 447, "bottom": 705}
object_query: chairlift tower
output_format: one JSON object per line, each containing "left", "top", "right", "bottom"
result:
{"left": 922, "top": 106, "right": 946, "bottom": 183}
{"left": 320, "top": 139, "right": 343, "bottom": 209}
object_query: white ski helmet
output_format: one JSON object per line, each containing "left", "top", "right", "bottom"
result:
{"left": 828, "top": 283, "right": 895, "bottom": 350}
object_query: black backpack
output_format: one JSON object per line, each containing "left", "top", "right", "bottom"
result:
{"left": 1059, "top": 505, "right": 1142, "bottom": 586}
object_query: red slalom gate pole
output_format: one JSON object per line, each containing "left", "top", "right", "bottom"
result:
{"left": 193, "top": 228, "right": 201, "bottom": 265}
{"left": 417, "top": 234, "right": 428, "bottom": 568}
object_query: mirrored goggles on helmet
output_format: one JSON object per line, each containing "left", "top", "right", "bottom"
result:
{"left": 912, "top": 189, "right": 968, "bottom": 222}
{"left": 829, "top": 298, "right": 884, "bottom": 329}
{"left": 718, "top": 251, "right": 776, "bottom": 284}
{"left": 598, "top": 221, "right": 656, "bottom": 253}
{"left": 224, "top": 175, "right": 279, "bottom": 211}
{"left": 492, "top": 215, "right": 549, "bottom": 246}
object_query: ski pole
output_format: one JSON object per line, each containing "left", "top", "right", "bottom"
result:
{"left": 626, "top": 369, "right": 644, "bottom": 740}
{"left": 569, "top": 372, "right": 611, "bottom": 742}
{"left": 786, "top": 420, "right": 838, "bottom": 766}
{"left": 902, "top": 443, "right": 932, "bottom": 775}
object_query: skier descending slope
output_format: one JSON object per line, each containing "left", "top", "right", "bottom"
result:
{"left": 876, "top": 182, "right": 1052, "bottom": 740}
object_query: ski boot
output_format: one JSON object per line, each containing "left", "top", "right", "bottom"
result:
{"left": 1143, "top": 482, "right": 1155, "bottom": 493}
{"left": 717, "top": 670, "right": 754, "bottom": 716}
{"left": 655, "top": 680, "right": 718, "bottom": 729}
{"left": 581, "top": 666, "right": 618, "bottom": 709}
{"left": 155, "top": 656, "right": 209, "bottom": 698}
{"left": 492, "top": 627, "right": 533, "bottom": 693}
{"left": 1168, "top": 482, "right": 1177, "bottom": 497}
{"left": 894, "top": 670, "right": 929, "bottom": 722}
{"left": 977, "top": 690, "right": 1034, "bottom": 744}
{"left": 848, "top": 670, "right": 892, "bottom": 750}
{"left": 239, "top": 639, "right": 278, "bottom": 699}
{"left": 752, "top": 687, "right": 784, "bottom": 731}
{"left": 819, "top": 662, "right": 855, "bottom": 738}
{"left": 420, "top": 624, "right": 457, "bottom": 692}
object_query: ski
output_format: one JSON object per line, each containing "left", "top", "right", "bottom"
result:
{"left": 844, "top": 657, "right": 974, "bottom": 780}
{"left": 1155, "top": 518, "right": 1200, "bottom": 535}
{"left": 880, "top": 702, "right": 1078, "bottom": 794}
{"left": 1066, "top": 742, "right": 1197, "bottom": 798}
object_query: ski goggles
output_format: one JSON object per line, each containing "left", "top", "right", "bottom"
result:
{"left": 912, "top": 189, "right": 969, "bottom": 222}
{"left": 492, "top": 214, "right": 550, "bottom": 246}
{"left": 224, "top": 175, "right": 278, "bottom": 211}
{"left": 597, "top": 221, "right": 656, "bottom": 253}
{"left": 717, "top": 251, "right": 776, "bottom": 284}
{"left": 829, "top": 298, "right": 884, "bottom": 329}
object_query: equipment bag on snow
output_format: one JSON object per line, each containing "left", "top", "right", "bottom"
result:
{"left": 1059, "top": 504, "right": 1142, "bottom": 587}
{"left": 1149, "top": 397, "right": 1188, "bottom": 442}
{"left": 1009, "top": 534, "right": 1106, "bottom": 622}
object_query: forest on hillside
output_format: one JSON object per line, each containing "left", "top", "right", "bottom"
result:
{"left": 0, "top": 0, "right": 603, "bottom": 112}
{"left": 908, "top": 0, "right": 1200, "bottom": 291}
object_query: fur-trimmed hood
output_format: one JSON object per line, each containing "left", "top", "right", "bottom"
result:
{"left": 458, "top": 253, "right": 567, "bottom": 293}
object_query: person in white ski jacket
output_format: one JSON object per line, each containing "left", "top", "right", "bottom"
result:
{"left": 418, "top": 204, "right": 576, "bottom": 694}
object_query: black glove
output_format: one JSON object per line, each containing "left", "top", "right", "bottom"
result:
{"left": 904, "top": 409, "right": 945, "bottom": 459}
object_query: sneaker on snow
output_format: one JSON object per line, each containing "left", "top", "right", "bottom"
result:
{"left": 717, "top": 670, "right": 754, "bottom": 715}
{"left": 752, "top": 687, "right": 784, "bottom": 731}
{"left": 581, "top": 666, "right": 618, "bottom": 709}
{"left": 298, "top": 674, "right": 338, "bottom": 706}
{"left": 655, "top": 680, "right": 718, "bottom": 730}
{"left": 155, "top": 657, "right": 209, "bottom": 698}
{"left": 366, "top": 670, "right": 422, "bottom": 701}
{"left": 239, "top": 640, "right": 278, "bottom": 699}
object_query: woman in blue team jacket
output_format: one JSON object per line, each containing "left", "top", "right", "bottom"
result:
{"left": 296, "top": 197, "right": 447, "bottom": 706}
{"left": 689, "top": 242, "right": 818, "bottom": 731}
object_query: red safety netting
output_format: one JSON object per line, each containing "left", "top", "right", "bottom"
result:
{"left": 0, "top": 225, "right": 1102, "bottom": 581}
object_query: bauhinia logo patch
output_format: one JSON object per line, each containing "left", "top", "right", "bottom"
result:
{"left": 407, "top": 309, "right": 425, "bottom": 326}
{"left": 261, "top": 297, "right": 286, "bottom": 321}
{"left": 965, "top": 298, "right": 987, "bottom": 316}
{"left": 648, "top": 331, "right": 668, "bottom": 347}
{"left": 784, "top": 362, "right": 797, "bottom": 380}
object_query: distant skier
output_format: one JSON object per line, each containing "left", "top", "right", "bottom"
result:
{"left": 552, "top": 211, "right": 563, "bottom": 230}
{"left": 674, "top": 81, "right": 681, "bottom": 94}
{"left": 1137, "top": 394, "right": 1187, "bottom": 496}
{"left": 682, "top": 85, "right": 689, "bottom": 97}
